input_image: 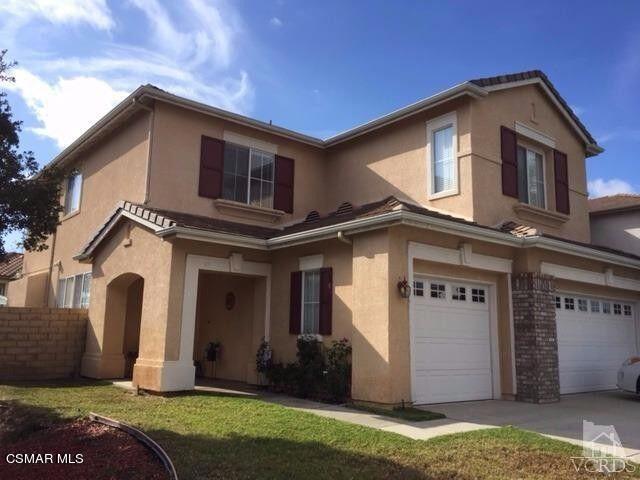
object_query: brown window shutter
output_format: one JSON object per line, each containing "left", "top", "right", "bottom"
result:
{"left": 198, "top": 136, "right": 224, "bottom": 198}
{"left": 554, "top": 150, "right": 570, "bottom": 214}
{"left": 289, "top": 271, "right": 302, "bottom": 335}
{"left": 319, "top": 267, "right": 333, "bottom": 336}
{"left": 500, "top": 126, "right": 519, "bottom": 198}
{"left": 274, "top": 155, "right": 294, "bottom": 213}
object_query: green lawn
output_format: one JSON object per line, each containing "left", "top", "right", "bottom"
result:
{"left": 0, "top": 380, "right": 636, "bottom": 479}
{"left": 347, "top": 403, "right": 446, "bottom": 422}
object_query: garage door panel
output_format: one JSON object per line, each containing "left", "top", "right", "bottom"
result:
{"left": 557, "top": 293, "right": 637, "bottom": 394}
{"left": 416, "top": 373, "right": 493, "bottom": 403}
{"left": 412, "top": 277, "right": 494, "bottom": 404}
{"left": 414, "top": 340, "right": 491, "bottom": 371}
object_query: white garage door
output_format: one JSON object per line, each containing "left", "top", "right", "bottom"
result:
{"left": 411, "top": 277, "right": 494, "bottom": 404}
{"left": 556, "top": 293, "right": 638, "bottom": 394}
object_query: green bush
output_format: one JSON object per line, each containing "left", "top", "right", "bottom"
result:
{"left": 258, "top": 336, "right": 352, "bottom": 403}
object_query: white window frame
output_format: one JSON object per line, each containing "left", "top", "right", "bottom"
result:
{"left": 63, "top": 172, "right": 83, "bottom": 216}
{"left": 516, "top": 143, "right": 547, "bottom": 209}
{"left": 298, "top": 255, "right": 323, "bottom": 337}
{"left": 222, "top": 142, "right": 275, "bottom": 209}
{"left": 57, "top": 272, "right": 91, "bottom": 308}
{"left": 426, "top": 112, "right": 458, "bottom": 200}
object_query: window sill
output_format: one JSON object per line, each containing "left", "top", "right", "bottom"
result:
{"left": 513, "top": 203, "right": 569, "bottom": 228}
{"left": 428, "top": 187, "right": 459, "bottom": 201}
{"left": 214, "top": 199, "right": 285, "bottom": 223}
{"left": 60, "top": 209, "right": 80, "bottom": 222}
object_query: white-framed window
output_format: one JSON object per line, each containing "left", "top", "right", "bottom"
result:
{"left": 614, "top": 303, "right": 622, "bottom": 315}
{"left": 301, "top": 269, "right": 320, "bottom": 334}
{"left": 564, "top": 297, "right": 575, "bottom": 310}
{"left": 603, "top": 302, "right": 611, "bottom": 314}
{"left": 413, "top": 281, "right": 424, "bottom": 297}
{"left": 624, "top": 305, "right": 633, "bottom": 316}
{"left": 452, "top": 286, "right": 466, "bottom": 301}
{"left": 471, "top": 288, "right": 486, "bottom": 303}
{"left": 517, "top": 145, "right": 545, "bottom": 208}
{"left": 222, "top": 142, "right": 274, "bottom": 209}
{"left": 64, "top": 172, "right": 83, "bottom": 215}
{"left": 590, "top": 300, "right": 600, "bottom": 313}
{"left": 555, "top": 296, "right": 562, "bottom": 309}
{"left": 57, "top": 272, "right": 91, "bottom": 308}
{"left": 430, "top": 282, "right": 446, "bottom": 299}
{"left": 577, "top": 299, "right": 588, "bottom": 312}
{"left": 426, "top": 112, "right": 458, "bottom": 199}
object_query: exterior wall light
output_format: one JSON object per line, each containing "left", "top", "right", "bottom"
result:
{"left": 397, "top": 277, "right": 411, "bottom": 299}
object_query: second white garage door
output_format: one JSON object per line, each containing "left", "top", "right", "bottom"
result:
{"left": 556, "top": 293, "right": 638, "bottom": 394}
{"left": 411, "top": 277, "right": 495, "bottom": 404}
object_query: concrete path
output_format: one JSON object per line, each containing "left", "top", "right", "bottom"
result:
{"left": 113, "top": 380, "right": 640, "bottom": 460}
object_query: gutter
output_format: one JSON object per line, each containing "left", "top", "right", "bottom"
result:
{"left": 154, "top": 209, "right": 640, "bottom": 270}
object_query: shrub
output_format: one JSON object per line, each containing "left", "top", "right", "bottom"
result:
{"left": 257, "top": 336, "right": 352, "bottom": 403}
{"left": 325, "top": 338, "right": 352, "bottom": 402}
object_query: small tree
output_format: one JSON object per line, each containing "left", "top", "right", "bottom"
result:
{"left": 0, "top": 50, "right": 65, "bottom": 256}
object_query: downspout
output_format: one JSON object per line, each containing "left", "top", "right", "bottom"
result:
{"left": 133, "top": 97, "right": 155, "bottom": 205}
{"left": 337, "top": 231, "right": 352, "bottom": 245}
{"left": 44, "top": 229, "right": 57, "bottom": 307}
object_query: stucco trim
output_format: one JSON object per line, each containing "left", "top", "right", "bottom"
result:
{"left": 409, "top": 242, "right": 512, "bottom": 274}
{"left": 540, "top": 262, "right": 640, "bottom": 291}
{"left": 514, "top": 121, "right": 556, "bottom": 148}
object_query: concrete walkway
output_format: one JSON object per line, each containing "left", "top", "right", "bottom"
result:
{"left": 113, "top": 380, "right": 640, "bottom": 460}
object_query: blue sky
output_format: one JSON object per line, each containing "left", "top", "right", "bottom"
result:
{"left": 1, "top": 0, "right": 639, "bottom": 250}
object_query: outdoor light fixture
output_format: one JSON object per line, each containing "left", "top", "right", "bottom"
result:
{"left": 397, "top": 277, "right": 411, "bottom": 299}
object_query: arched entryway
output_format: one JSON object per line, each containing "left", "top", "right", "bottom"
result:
{"left": 103, "top": 272, "right": 145, "bottom": 378}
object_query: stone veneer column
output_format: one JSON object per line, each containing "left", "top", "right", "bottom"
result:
{"left": 512, "top": 273, "right": 560, "bottom": 403}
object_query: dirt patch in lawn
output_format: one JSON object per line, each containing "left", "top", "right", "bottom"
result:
{"left": 0, "top": 418, "right": 169, "bottom": 480}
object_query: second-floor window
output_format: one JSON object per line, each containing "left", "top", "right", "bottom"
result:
{"left": 222, "top": 142, "right": 274, "bottom": 209}
{"left": 517, "top": 146, "right": 545, "bottom": 208}
{"left": 64, "top": 172, "right": 83, "bottom": 215}
{"left": 427, "top": 112, "right": 458, "bottom": 198}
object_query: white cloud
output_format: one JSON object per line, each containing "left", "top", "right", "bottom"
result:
{"left": 270, "top": 17, "right": 283, "bottom": 27}
{"left": 7, "top": 69, "right": 129, "bottom": 148}
{"left": 1, "top": 0, "right": 255, "bottom": 151}
{"left": 587, "top": 178, "right": 637, "bottom": 198}
{"left": 0, "top": 0, "right": 113, "bottom": 30}
{"left": 129, "top": 0, "right": 239, "bottom": 69}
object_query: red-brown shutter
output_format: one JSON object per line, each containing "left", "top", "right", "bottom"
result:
{"left": 319, "top": 267, "right": 333, "bottom": 336}
{"left": 289, "top": 271, "right": 302, "bottom": 335}
{"left": 500, "top": 126, "right": 519, "bottom": 198}
{"left": 274, "top": 155, "right": 294, "bottom": 213}
{"left": 198, "top": 136, "right": 224, "bottom": 198}
{"left": 554, "top": 149, "right": 570, "bottom": 214}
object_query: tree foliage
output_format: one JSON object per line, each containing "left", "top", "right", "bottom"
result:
{"left": 0, "top": 50, "right": 65, "bottom": 256}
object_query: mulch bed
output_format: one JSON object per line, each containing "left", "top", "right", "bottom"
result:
{"left": 0, "top": 419, "right": 169, "bottom": 480}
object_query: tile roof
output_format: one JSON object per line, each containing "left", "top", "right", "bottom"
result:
{"left": 77, "top": 197, "right": 640, "bottom": 264}
{"left": 0, "top": 252, "right": 23, "bottom": 279}
{"left": 470, "top": 70, "right": 597, "bottom": 145}
{"left": 588, "top": 194, "right": 640, "bottom": 215}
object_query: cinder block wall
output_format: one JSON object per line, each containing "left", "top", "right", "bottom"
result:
{"left": 0, "top": 307, "right": 88, "bottom": 380}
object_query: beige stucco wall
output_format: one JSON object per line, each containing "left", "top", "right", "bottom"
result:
{"left": 590, "top": 211, "right": 640, "bottom": 257}
{"left": 470, "top": 84, "right": 590, "bottom": 243}
{"left": 147, "top": 102, "right": 327, "bottom": 225}
{"left": 17, "top": 111, "right": 151, "bottom": 309}
{"left": 324, "top": 98, "right": 474, "bottom": 219}
{"left": 81, "top": 221, "right": 174, "bottom": 384}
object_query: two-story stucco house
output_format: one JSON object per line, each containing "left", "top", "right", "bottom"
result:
{"left": 7, "top": 70, "right": 640, "bottom": 405}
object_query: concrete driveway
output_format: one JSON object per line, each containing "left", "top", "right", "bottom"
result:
{"left": 424, "top": 390, "right": 640, "bottom": 460}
